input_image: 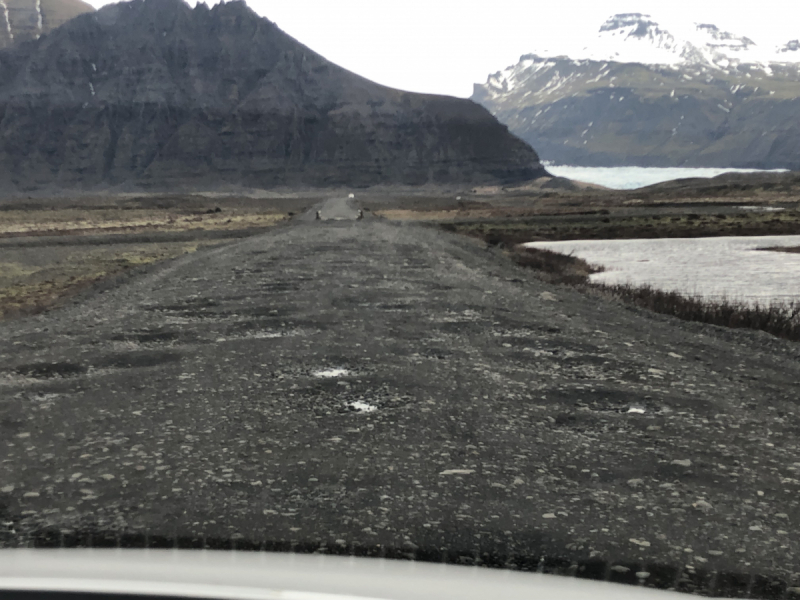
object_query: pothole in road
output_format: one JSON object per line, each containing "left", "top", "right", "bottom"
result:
{"left": 257, "top": 282, "right": 304, "bottom": 293}
{"left": 400, "top": 258, "right": 429, "bottom": 269}
{"left": 14, "top": 362, "right": 87, "bottom": 379}
{"left": 110, "top": 330, "right": 181, "bottom": 345}
{"left": 346, "top": 401, "right": 377, "bottom": 413}
{"left": 93, "top": 351, "right": 183, "bottom": 370}
{"left": 418, "top": 348, "right": 452, "bottom": 360}
{"left": 375, "top": 302, "right": 412, "bottom": 312}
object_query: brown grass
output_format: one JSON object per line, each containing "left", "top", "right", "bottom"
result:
{"left": 596, "top": 284, "right": 800, "bottom": 342}
{"left": 0, "top": 242, "right": 223, "bottom": 320}
{"left": 439, "top": 223, "right": 546, "bottom": 248}
{"left": 505, "top": 242, "right": 800, "bottom": 342}
{"left": 0, "top": 208, "right": 286, "bottom": 238}
{"left": 443, "top": 221, "right": 800, "bottom": 342}
{"left": 0, "top": 201, "right": 290, "bottom": 321}
{"left": 511, "top": 247, "right": 604, "bottom": 285}
{"left": 437, "top": 209, "right": 800, "bottom": 243}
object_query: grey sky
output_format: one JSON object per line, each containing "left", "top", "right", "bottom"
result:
{"left": 87, "top": 0, "right": 799, "bottom": 97}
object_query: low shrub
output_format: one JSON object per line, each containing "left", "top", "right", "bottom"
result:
{"left": 597, "top": 284, "right": 800, "bottom": 342}
{"left": 446, "top": 224, "right": 800, "bottom": 342}
{"left": 511, "top": 246, "right": 604, "bottom": 285}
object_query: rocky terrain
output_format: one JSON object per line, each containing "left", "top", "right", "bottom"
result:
{"left": 0, "top": 0, "right": 93, "bottom": 48}
{"left": 473, "top": 14, "right": 800, "bottom": 169}
{"left": 0, "top": 0, "right": 545, "bottom": 192}
{"left": 1, "top": 204, "right": 800, "bottom": 595}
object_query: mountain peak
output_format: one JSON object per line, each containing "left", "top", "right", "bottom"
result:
{"left": 0, "top": 0, "right": 544, "bottom": 189}
{"left": 694, "top": 23, "right": 755, "bottom": 53}
{"left": 473, "top": 15, "right": 800, "bottom": 171}
{"left": 521, "top": 13, "right": 800, "bottom": 71}
{"left": 585, "top": 13, "right": 682, "bottom": 65}
{"left": 599, "top": 13, "right": 662, "bottom": 38}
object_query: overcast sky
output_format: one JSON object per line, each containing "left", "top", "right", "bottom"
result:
{"left": 87, "top": 0, "right": 799, "bottom": 98}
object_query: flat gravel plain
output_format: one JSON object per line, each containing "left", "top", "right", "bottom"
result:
{"left": 1, "top": 208, "right": 800, "bottom": 594}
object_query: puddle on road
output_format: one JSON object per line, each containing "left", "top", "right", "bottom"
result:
{"left": 111, "top": 331, "right": 180, "bottom": 345}
{"left": 313, "top": 368, "right": 351, "bottom": 378}
{"left": 347, "top": 401, "right": 377, "bottom": 413}
{"left": 14, "top": 362, "right": 87, "bottom": 379}
{"left": 93, "top": 350, "right": 183, "bottom": 370}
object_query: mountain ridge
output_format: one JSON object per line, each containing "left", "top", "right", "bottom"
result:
{"left": 0, "top": 0, "right": 546, "bottom": 191}
{"left": 473, "top": 13, "right": 800, "bottom": 169}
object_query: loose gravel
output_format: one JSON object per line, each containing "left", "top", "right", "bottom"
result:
{"left": 1, "top": 208, "right": 799, "bottom": 593}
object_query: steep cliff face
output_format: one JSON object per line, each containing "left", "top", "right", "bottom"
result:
{"left": 0, "top": 0, "right": 93, "bottom": 48}
{"left": 0, "top": 0, "right": 545, "bottom": 191}
{"left": 473, "top": 14, "right": 800, "bottom": 169}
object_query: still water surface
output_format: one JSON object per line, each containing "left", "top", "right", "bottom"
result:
{"left": 545, "top": 165, "right": 789, "bottom": 190}
{"left": 525, "top": 235, "right": 800, "bottom": 305}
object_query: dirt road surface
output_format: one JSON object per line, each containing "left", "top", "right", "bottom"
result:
{"left": 1, "top": 215, "right": 800, "bottom": 593}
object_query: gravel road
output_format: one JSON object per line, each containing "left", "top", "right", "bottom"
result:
{"left": 297, "top": 196, "right": 364, "bottom": 222}
{"left": 1, "top": 206, "right": 800, "bottom": 592}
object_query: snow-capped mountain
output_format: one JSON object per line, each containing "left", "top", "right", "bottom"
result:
{"left": 535, "top": 13, "right": 798, "bottom": 71}
{"left": 472, "top": 13, "right": 800, "bottom": 169}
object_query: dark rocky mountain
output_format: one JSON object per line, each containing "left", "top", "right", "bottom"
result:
{"left": 0, "top": 0, "right": 545, "bottom": 191}
{"left": 473, "top": 14, "right": 800, "bottom": 169}
{"left": 0, "top": 0, "right": 94, "bottom": 49}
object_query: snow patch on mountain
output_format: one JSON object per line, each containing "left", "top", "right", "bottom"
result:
{"left": 0, "top": 0, "right": 12, "bottom": 41}
{"left": 587, "top": 13, "right": 797, "bottom": 68}
{"left": 591, "top": 13, "right": 683, "bottom": 65}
